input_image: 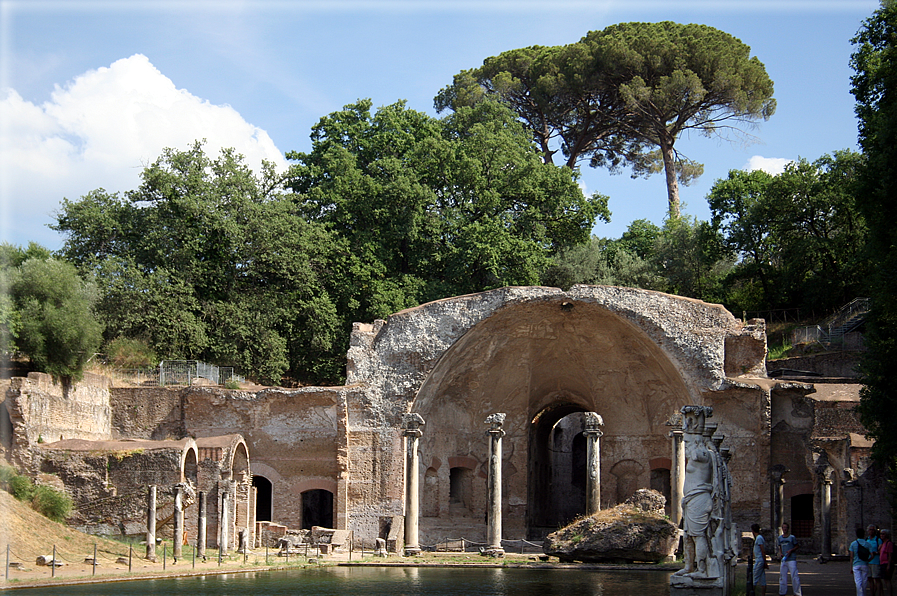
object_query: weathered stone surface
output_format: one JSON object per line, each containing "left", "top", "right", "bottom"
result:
{"left": 543, "top": 490, "right": 678, "bottom": 563}
{"left": 625, "top": 488, "right": 667, "bottom": 513}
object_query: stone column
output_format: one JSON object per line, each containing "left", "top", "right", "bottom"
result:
{"left": 146, "top": 485, "right": 157, "bottom": 561}
{"left": 485, "top": 413, "right": 506, "bottom": 556}
{"left": 402, "top": 413, "right": 425, "bottom": 556}
{"left": 670, "top": 428, "right": 685, "bottom": 527}
{"left": 173, "top": 484, "right": 184, "bottom": 562}
{"left": 770, "top": 464, "right": 789, "bottom": 533}
{"left": 819, "top": 467, "right": 834, "bottom": 556}
{"left": 220, "top": 487, "right": 230, "bottom": 555}
{"left": 583, "top": 412, "right": 604, "bottom": 515}
{"left": 197, "top": 491, "right": 207, "bottom": 559}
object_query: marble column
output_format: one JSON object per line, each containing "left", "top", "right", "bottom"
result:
{"left": 173, "top": 484, "right": 184, "bottom": 562}
{"left": 220, "top": 487, "right": 230, "bottom": 555}
{"left": 670, "top": 428, "right": 685, "bottom": 527}
{"left": 583, "top": 412, "right": 604, "bottom": 515}
{"left": 770, "top": 464, "right": 789, "bottom": 533}
{"left": 485, "top": 413, "right": 506, "bottom": 556}
{"left": 146, "top": 485, "right": 157, "bottom": 561}
{"left": 403, "top": 412, "right": 425, "bottom": 556}
{"left": 820, "top": 467, "right": 834, "bottom": 556}
{"left": 197, "top": 491, "right": 207, "bottom": 559}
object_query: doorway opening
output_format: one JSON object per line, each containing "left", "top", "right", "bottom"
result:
{"left": 253, "top": 476, "right": 273, "bottom": 522}
{"left": 301, "top": 489, "right": 333, "bottom": 529}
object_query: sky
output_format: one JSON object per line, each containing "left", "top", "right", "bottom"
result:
{"left": 0, "top": 0, "right": 881, "bottom": 251}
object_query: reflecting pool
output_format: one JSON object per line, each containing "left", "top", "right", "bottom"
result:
{"left": 20, "top": 565, "right": 674, "bottom": 595}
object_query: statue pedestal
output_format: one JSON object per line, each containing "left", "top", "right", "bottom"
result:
{"left": 669, "top": 574, "right": 725, "bottom": 596}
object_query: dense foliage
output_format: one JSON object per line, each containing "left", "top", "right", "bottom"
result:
{"left": 1, "top": 244, "right": 103, "bottom": 384}
{"left": 436, "top": 21, "right": 776, "bottom": 219}
{"left": 707, "top": 150, "right": 868, "bottom": 313}
{"left": 53, "top": 101, "right": 603, "bottom": 385}
{"left": 852, "top": 1, "right": 897, "bottom": 470}
{"left": 0, "top": 466, "right": 72, "bottom": 522}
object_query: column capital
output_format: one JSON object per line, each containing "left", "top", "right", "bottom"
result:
{"left": 402, "top": 412, "right": 425, "bottom": 437}
{"left": 817, "top": 465, "right": 835, "bottom": 485}
{"left": 770, "top": 463, "right": 790, "bottom": 484}
{"left": 485, "top": 412, "right": 506, "bottom": 436}
{"left": 583, "top": 411, "right": 604, "bottom": 437}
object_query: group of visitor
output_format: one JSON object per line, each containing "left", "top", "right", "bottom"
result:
{"left": 850, "top": 524, "right": 893, "bottom": 596}
{"left": 753, "top": 520, "right": 894, "bottom": 596}
{"left": 751, "top": 522, "right": 801, "bottom": 596}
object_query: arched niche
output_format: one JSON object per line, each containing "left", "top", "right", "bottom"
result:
{"left": 410, "top": 298, "right": 693, "bottom": 540}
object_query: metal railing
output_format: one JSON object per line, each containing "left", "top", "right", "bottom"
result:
{"left": 102, "top": 361, "right": 244, "bottom": 387}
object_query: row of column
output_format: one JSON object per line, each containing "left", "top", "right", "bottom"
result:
{"left": 402, "top": 410, "right": 606, "bottom": 557}
{"left": 768, "top": 463, "right": 836, "bottom": 556}
{"left": 145, "top": 485, "right": 221, "bottom": 562}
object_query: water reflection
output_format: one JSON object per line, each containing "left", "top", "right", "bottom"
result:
{"left": 18, "top": 565, "right": 673, "bottom": 596}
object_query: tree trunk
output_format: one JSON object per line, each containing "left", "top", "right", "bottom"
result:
{"left": 660, "top": 140, "right": 680, "bottom": 220}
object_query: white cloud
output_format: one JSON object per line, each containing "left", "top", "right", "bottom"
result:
{"left": 0, "top": 54, "right": 287, "bottom": 248}
{"left": 743, "top": 155, "right": 793, "bottom": 176}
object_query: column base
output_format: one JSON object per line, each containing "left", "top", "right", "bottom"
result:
{"left": 481, "top": 547, "right": 505, "bottom": 558}
{"left": 404, "top": 547, "right": 421, "bottom": 557}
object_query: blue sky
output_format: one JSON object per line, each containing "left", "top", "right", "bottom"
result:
{"left": 0, "top": 0, "right": 880, "bottom": 250}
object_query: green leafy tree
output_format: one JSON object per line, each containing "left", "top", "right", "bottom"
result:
{"left": 287, "top": 99, "right": 606, "bottom": 325}
{"left": 437, "top": 22, "right": 776, "bottom": 219}
{"left": 707, "top": 169, "right": 777, "bottom": 309}
{"left": 852, "top": 1, "right": 897, "bottom": 469}
{"left": 707, "top": 151, "right": 867, "bottom": 312}
{"left": 10, "top": 258, "right": 103, "bottom": 384}
{"left": 54, "top": 143, "right": 341, "bottom": 385}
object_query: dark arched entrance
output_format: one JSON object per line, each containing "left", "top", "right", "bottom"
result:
{"left": 301, "top": 489, "right": 333, "bottom": 529}
{"left": 253, "top": 476, "right": 273, "bottom": 522}
{"left": 529, "top": 403, "right": 590, "bottom": 538}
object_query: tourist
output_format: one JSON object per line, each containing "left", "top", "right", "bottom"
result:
{"left": 881, "top": 529, "right": 893, "bottom": 596}
{"left": 852, "top": 527, "right": 871, "bottom": 596}
{"left": 777, "top": 522, "right": 801, "bottom": 595}
{"left": 753, "top": 523, "right": 769, "bottom": 596}
{"left": 870, "top": 525, "right": 885, "bottom": 596}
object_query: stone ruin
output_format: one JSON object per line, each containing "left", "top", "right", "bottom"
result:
{"left": 0, "top": 285, "right": 886, "bottom": 561}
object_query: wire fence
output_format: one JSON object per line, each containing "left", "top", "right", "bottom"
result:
{"left": 420, "top": 537, "right": 544, "bottom": 554}
{"left": 101, "top": 361, "right": 244, "bottom": 388}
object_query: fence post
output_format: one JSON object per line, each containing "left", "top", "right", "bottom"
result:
{"left": 129, "top": 545, "right": 132, "bottom": 572}
{"left": 6, "top": 544, "right": 9, "bottom": 580}
{"left": 93, "top": 543, "right": 97, "bottom": 575}
{"left": 52, "top": 545, "right": 56, "bottom": 578}
{"left": 163, "top": 543, "right": 167, "bottom": 570}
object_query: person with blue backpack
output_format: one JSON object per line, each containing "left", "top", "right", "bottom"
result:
{"left": 852, "top": 527, "right": 873, "bottom": 596}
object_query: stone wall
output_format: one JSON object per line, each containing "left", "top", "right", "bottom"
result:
{"left": 110, "top": 387, "right": 183, "bottom": 440}
{"left": 767, "top": 352, "right": 862, "bottom": 378}
{"left": 179, "top": 386, "right": 353, "bottom": 532}
{"left": 5, "top": 372, "right": 112, "bottom": 470}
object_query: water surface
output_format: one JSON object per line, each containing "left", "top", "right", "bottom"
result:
{"left": 19, "top": 565, "right": 674, "bottom": 595}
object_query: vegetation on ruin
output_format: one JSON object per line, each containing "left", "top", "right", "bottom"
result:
{"left": 0, "top": 465, "right": 72, "bottom": 522}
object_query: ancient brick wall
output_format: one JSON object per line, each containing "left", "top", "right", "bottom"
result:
{"left": 180, "top": 386, "right": 352, "bottom": 532}
{"left": 110, "top": 387, "right": 184, "bottom": 440}
{"left": 5, "top": 372, "right": 112, "bottom": 469}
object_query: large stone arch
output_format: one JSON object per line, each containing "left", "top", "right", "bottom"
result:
{"left": 344, "top": 286, "right": 765, "bottom": 543}
{"left": 407, "top": 295, "right": 697, "bottom": 540}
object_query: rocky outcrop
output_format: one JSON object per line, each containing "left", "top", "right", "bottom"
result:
{"left": 543, "top": 489, "right": 678, "bottom": 563}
